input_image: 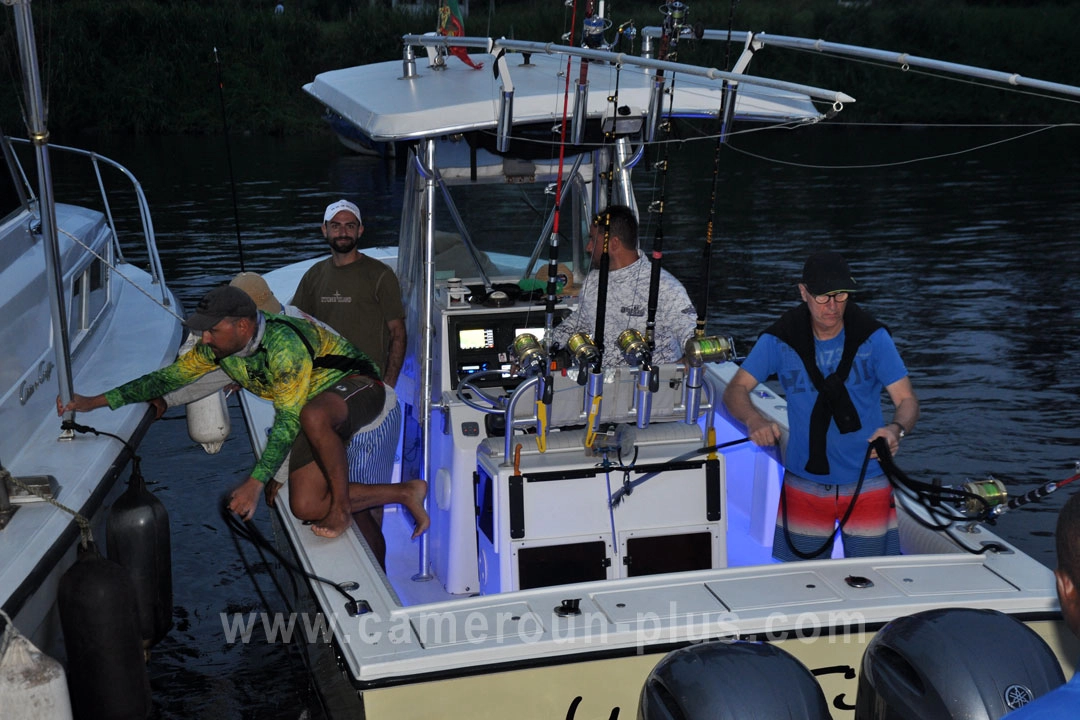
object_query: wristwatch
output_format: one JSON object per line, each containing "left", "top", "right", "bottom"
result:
{"left": 888, "top": 421, "right": 907, "bottom": 439}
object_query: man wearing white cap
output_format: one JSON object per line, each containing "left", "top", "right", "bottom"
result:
{"left": 293, "top": 200, "right": 406, "bottom": 387}
{"left": 292, "top": 199, "right": 407, "bottom": 567}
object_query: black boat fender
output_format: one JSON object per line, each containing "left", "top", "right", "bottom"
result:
{"left": 58, "top": 542, "right": 151, "bottom": 720}
{"left": 106, "top": 458, "right": 173, "bottom": 650}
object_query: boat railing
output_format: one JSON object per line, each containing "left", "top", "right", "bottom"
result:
{"left": 399, "top": 33, "right": 854, "bottom": 107}
{"left": 495, "top": 366, "right": 717, "bottom": 466}
{"left": 640, "top": 27, "right": 1080, "bottom": 101}
{"left": 5, "top": 136, "right": 171, "bottom": 306}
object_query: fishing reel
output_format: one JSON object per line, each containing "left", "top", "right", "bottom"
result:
{"left": 581, "top": 15, "right": 611, "bottom": 50}
{"left": 510, "top": 333, "right": 547, "bottom": 377}
{"left": 658, "top": 1, "right": 705, "bottom": 60}
{"left": 617, "top": 328, "right": 651, "bottom": 367}
{"left": 566, "top": 332, "right": 600, "bottom": 368}
{"left": 956, "top": 477, "right": 1009, "bottom": 518}
{"left": 684, "top": 335, "right": 737, "bottom": 367}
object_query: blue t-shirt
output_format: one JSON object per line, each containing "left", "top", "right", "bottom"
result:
{"left": 740, "top": 325, "right": 907, "bottom": 485}
{"left": 1004, "top": 669, "right": 1080, "bottom": 718}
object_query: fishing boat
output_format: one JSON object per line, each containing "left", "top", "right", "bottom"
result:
{"left": 0, "top": 0, "right": 181, "bottom": 665}
{"left": 236, "top": 6, "right": 1080, "bottom": 718}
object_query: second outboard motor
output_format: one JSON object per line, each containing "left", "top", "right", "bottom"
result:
{"left": 640, "top": 640, "right": 831, "bottom": 720}
{"left": 855, "top": 607, "right": 1065, "bottom": 719}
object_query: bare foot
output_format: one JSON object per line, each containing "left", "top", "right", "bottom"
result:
{"left": 402, "top": 479, "right": 430, "bottom": 539}
{"left": 312, "top": 505, "right": 351, "bottom": 538}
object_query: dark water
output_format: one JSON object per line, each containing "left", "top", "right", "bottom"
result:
{"left": 52, "top": 125, "right": 1080, "bottom": 717}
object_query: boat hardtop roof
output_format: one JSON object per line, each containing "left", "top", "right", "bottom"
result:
{"left": 303, "top": 47, "right": 824, "bottom": 143}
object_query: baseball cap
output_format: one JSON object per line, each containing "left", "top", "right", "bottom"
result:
{"left": 323, "top": 199, "right": 362, "bottom": 225}
{"left": 801, "top": 251, "right": 857, "bottom": 296}
{"left": 229, "top": 272, "right": 283, "bottom": 314}
{"left": 183, "top": 285, "right": 258, "bottom": 331}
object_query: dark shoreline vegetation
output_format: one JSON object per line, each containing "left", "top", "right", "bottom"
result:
{"left": 1, "top": 0, "right": 1077, "bottom": 140}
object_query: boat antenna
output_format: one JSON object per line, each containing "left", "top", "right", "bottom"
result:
{"left": 213, "top": 47, "right": 245, "bottom": 272}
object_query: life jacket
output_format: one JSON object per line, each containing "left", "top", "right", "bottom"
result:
{"left": 763, "top": 302, "right": 884, "bottom": 476}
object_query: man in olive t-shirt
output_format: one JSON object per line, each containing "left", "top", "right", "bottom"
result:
{"left": 292, "top": 200, "right": 406, "bottom": 387}
{"left": 291, "top": 199, "right": 408, "bottom": 567}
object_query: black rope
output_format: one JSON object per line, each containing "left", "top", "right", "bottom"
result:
{"left": 218, "top": 498, "right": 371, "bottom": 616}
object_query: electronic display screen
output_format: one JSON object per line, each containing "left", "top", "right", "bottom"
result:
{"left": 458, "top": 328, "right": 495, "bottom": 350}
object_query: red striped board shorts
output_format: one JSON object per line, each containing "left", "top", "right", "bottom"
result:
{"left": 772, "top": 470, "right": 900, "bottom": 562}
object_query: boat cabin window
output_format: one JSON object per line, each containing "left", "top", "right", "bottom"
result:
{"left": 69, "top": 256, "right": 110, "bottom": 340}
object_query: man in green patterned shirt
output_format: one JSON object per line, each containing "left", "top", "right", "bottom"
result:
{"left": 57, "top": 285, "right": 428, "bottom": 539}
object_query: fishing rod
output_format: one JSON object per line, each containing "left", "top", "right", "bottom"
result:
{"left": 213, "top": 47, "right": 244, "bottom": 272}
{"left": 694, "top": 0, "right": 738, "bottom": 344}
{"left": 873, "top": 437, "right": 1080, "bottom": 526}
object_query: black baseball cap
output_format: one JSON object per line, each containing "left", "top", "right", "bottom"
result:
{"left": 183, "top": 285, "right": 258, "bottom": 331}
{"left": 802, "top": 251, "right": 857, "bottom": 296}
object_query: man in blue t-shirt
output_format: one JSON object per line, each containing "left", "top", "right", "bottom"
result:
{"left": 1006, "top": 491, "right": 1080, "bottom": 717}
{"left": 723, "top": 251, "right": 919, "bottom": 561}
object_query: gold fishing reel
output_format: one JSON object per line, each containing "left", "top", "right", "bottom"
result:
{"left": 684, "top": 335, "right": 736, "bottom": 367}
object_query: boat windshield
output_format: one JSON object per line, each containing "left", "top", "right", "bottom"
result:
{"left": 397, "top": 137, "right": 594, "bottom": 298}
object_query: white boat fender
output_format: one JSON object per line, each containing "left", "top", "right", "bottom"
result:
{"left": 0, "top": 609, "right": 73, "bottom": 720}
{"left": 639, "top": 640, "right": 831, "bottom": 720}
{"left": 106, "top": 459, "right": 173, "bottom": 650}
{"left": 186, "top": 387, "right": 231, "bottom": 454}
{"left": 168, "top": 331, "right": 231, "bottom": 454}
{"left": 58, "top": 542, "right": 152, "bottom": 720}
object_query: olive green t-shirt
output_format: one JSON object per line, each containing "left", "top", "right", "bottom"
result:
{"left": 291, "top": 255, "right": 405, "bottom": 372}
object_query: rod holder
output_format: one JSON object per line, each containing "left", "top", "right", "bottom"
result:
{"left": 497, "top": 90, "right": 515, "bottom": 152}
{"left": 571, "top": 79, "right": 589, "bottom": 145}
{"left": 636, "top": 367, "right": 654, "bottom": 429}
{"left": 685, "top": 364, "right": 704, "bottom": 423}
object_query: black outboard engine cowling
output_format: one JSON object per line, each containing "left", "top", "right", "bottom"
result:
{"left": 855, "top": 607, "right": 1064, "bottom": 720}
{"left": 640, "top": 639, "right": 832, "bottom": 720}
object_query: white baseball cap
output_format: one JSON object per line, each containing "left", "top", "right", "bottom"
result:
{"left": 323, "top": 199, "right": 362, "bottom": 224}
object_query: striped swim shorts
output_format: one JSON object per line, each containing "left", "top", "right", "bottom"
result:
{"left": 772, "top": 470, "right": 900, "bottom": 562}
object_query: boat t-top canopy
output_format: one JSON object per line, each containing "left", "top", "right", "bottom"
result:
{"left": 303, "top": 34, "right": 849, "bottom": 144}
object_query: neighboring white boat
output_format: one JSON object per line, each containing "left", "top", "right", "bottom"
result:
{"left": 238, "top": 9, "right": 1080, "bottom": 719}
{"left": 0, "top": 0, "right": 181, "bottom": 664}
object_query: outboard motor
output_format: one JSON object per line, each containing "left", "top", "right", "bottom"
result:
{"left": 855, "top": 607, "right": 1065, "bottom": 719}
{"left": 640, "top": 640, "right": 831, "bottom": 720}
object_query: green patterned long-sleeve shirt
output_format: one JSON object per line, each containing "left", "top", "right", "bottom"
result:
{"left": 104, "top": 313, "right": 379, "bottom": 483}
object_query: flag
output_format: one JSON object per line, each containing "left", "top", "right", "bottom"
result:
{"left": 438, "top": 0, "right": 484, "bottom": 70}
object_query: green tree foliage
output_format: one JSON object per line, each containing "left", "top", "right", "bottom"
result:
{"left": 1, "top": 0, "right": 1076, "bottom": 137}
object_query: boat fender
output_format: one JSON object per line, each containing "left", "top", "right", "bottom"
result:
{"left": 58, "top": 542, "right": 152, "bottom": 720}
{"left": 0, "top": 610, "right": 73, "bottom": 720}
{"left": 639, "top": 640, "right": 831, "bottom": 720}
{"left": 106, "top": 460, "right": 173, "bottom": 649}
{"left": 854, "top": 607, "right": 1065, "bottom": 719}
{"left": 186, "top": 388, "right": 231, "bottom": 454}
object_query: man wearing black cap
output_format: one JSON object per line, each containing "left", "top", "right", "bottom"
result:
{"left": 57, "top": 285, "right": 429, "bottom": 540}
{"left": 723, "top": 251, "right": 919, "bottom": 561}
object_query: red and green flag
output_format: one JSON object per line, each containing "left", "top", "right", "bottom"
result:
{"left": 438, "top": 0, "right": 484, "bottom": 70}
